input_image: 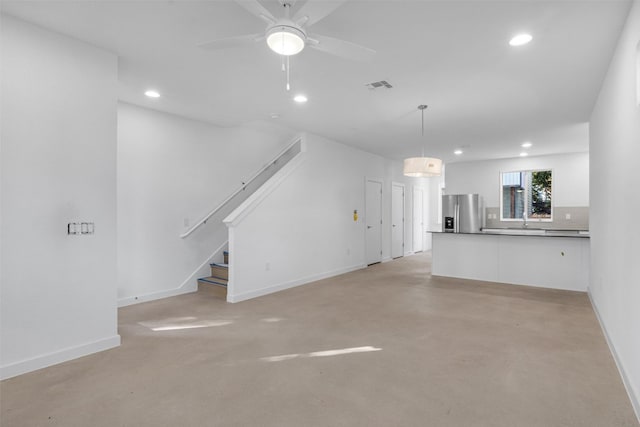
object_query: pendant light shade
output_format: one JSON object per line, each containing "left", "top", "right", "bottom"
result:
{"left": 403, "top": 105, "right": 443, "bottom": 177}
{"left": 403, "top": 157, "right": 443, "bottom": 177}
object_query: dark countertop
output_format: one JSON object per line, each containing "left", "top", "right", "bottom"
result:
{"left": 432, "top": 229, "right": 590, "bottom": 238}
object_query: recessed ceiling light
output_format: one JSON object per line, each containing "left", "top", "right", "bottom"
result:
{"left": 293, "top": 94, "right": 307, "bottom": 103}
{"left": 521, "top": 141, "right": 532, "bottom": 148}
{"left": 454, "top": 150, "right": 463, "bottom": 155}
{"left": 509, "top": 34, "right": 533, "bottom": 46}
{"left": 520, "top": 152, "right": 528, "bottom": 157}
{"left": 270, "top": 113, "right": 280, "bottom": 119}
{"left": 145, "top": 90, "right": 160, "bottom": 98}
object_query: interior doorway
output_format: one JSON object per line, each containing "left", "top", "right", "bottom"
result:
{"left": 391, "top": 182, "right": 405, "bottom": 258}
{"left": 413, "top": 186, "right": 424, "bottom": 253}
{"left": 365, "top": 179, "right": 383, "bottom": 265}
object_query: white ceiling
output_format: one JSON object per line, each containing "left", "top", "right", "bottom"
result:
{"left": 1, "top": 0, "right": 631, "bottom": 163}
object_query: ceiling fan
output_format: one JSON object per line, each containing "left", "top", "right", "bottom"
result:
{"left": 198, "top": 0, "right": 376, "bottom": 61}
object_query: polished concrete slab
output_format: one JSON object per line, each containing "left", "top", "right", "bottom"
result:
{"left": 2, "top": 252, "right": 638, "bottom": 426}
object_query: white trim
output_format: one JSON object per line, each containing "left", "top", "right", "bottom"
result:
{"left": 1, "top": 335, "right": 121, "bottom": 380}
{"left": 226, "top": 227, "right": 236, "bottom": 302}
{"left": 412, "top": 185, "right": 425, "bottom": 253}
{"left": 381, "top": 256, "right": 392, "bottom": 263}
{"left": 118, "top": 285, "right": 196, "bottom": 308}
{"left": 181, "top": 136, "right": 304, "bottom": 238}
{"left": 227, "top": 263, "right": 366, "bottom": 303}
{"left": 224, "top": 147, "right": 307, "bottom": 227}
{"left": 118, "top": 240, "right": 229, "bottom": 307}
{"left": 365, "top": 177, "right": 384, "bottom": 265}
{"left": 391, "top": 181, "right": 406, "bottom": 259}
{"left": 588, "top": 290, "right": 640, "bottom": 423}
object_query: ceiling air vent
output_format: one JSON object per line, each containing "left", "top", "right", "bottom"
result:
{"left": 365, "top": 80, "right": 393, "bottom": 90}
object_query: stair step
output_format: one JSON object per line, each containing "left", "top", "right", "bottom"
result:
{"left": 198, "top": 276, "right": 228, "bottom": 287}
{"left": 210, "top": 262, "right": 228, "bottom": 268}
{"left": 197, "top": 277, "right": 227, "bottom": 299}
{"left": 209, "top": 263, "right": 229, "bottom": 280}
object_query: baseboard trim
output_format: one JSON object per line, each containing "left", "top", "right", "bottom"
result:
{"left": 588, "top": 289, "right": 640, "bottom": 423}
{"left": 228, "top": 263, "right": 366, "bottom": 303}
{"left": 1, "top": 335, "right": 121, "bottom": 380}
{"left": 118, "top": 284, "right": 197, "bottom": 308}
{"left": 118, "top": 240, "right": 228, "bottom": 307}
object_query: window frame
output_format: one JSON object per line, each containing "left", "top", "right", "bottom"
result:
{"left": 499, "top": 168, "right": 553, "bottom": 223}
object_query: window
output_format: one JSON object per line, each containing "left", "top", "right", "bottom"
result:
{"left": 500, "top": 169, "right": 552, "bottom": 221}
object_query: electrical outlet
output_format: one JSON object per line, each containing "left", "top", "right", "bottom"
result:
{"left": 565, "top": 213, "right": 571, "bottom": 220}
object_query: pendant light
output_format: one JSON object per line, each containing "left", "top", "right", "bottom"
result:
{"left": 403, "top": 105, "right": 442, "bottom": 177}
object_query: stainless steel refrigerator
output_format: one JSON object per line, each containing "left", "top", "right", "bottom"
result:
{"left": 442, "top": 194, "right": 481, "bottom": 233}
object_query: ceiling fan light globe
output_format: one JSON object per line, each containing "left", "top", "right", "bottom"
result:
{"left": 266, "top": 26, "right": 305, "bottom": 56}
{"left": 403, "top": 157, "right": 443, "bottom": 177}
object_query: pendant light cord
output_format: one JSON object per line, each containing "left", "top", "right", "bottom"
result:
{"left": 287, "top": 56, "right": 290, "bottom": 91}
{"left": 418, "top": 104, "right": 428, "bottom": 158}
{"left": 421, "top": 107, "right": 424, "bottom": 157}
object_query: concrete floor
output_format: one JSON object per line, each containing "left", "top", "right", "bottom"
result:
{"left": 1, "top": 252, "right": 638, "bottom": 426}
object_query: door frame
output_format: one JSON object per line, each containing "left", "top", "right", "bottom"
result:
{"left": 365, "top": 177, "right": 383, "bottom": 265}
{"left": 413, "top": 185, "right": 425, "bottom": 253}
{"left": 391, "top": 181, "right": 405, "bottom": 259}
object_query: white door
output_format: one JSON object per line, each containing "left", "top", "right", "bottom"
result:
{"left": 413, "top": 187, "right": 424, "bottom": 253}
{"left": 365, "top": 179, "right": 382, "bottom": 265}
{"left": 391, "top": 183, "right": 405, "bottom": 258}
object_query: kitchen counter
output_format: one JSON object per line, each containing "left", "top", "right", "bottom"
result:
{"left": 432, "top": 231, "right": 590, "bottom": 292}
{"left": 433, "top": 229, "right": 589, "bottom": 238}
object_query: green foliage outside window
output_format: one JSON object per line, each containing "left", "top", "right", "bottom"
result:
{"left": 530, "top": 170, "right": 552, "bottom": 217}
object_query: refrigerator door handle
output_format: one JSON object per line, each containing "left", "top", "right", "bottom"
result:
{"left": 455, "top": 203, "right": 460, "bottom": 233}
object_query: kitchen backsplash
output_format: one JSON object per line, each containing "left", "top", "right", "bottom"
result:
{"left": 484, "top": 206, "right": 589, "bottom": 230}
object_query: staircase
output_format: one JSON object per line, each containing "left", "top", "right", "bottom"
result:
{"left": 197, "top": 251, "right": 229, "bottom": 300}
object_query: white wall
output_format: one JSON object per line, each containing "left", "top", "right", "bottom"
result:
{"left": 223, "top": 133, "right": 432, "bottom": 302}
{"left": 444, "top": 152, "right": 589, "bottom": 208}
{"left": 1, "top": 15, "right": 120, "bottom": 379}
{"left": 589, "top": 0, "right": 640, "bottom": 419}
{"left": 117, "top": 103, "right": 295, "bottom": 304}
{"left": 117, "top": 103, "right": 437, "bottom": 306}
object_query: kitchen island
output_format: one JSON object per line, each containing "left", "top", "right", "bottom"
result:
{"left": 432, "top": 230, "right": 590, "bottom": 292}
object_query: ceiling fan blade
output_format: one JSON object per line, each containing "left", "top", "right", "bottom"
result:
{"left": 293, "top": 0, "right": 347, "bottom": 27}
{"left": 307, "top": 33, "right": 376, "bottom": 61}
{"left": 198, "top": 33, "right": 264, "bottom": 50}
{"left": 234, "top": 0, "right": 276, "bottom": 24}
